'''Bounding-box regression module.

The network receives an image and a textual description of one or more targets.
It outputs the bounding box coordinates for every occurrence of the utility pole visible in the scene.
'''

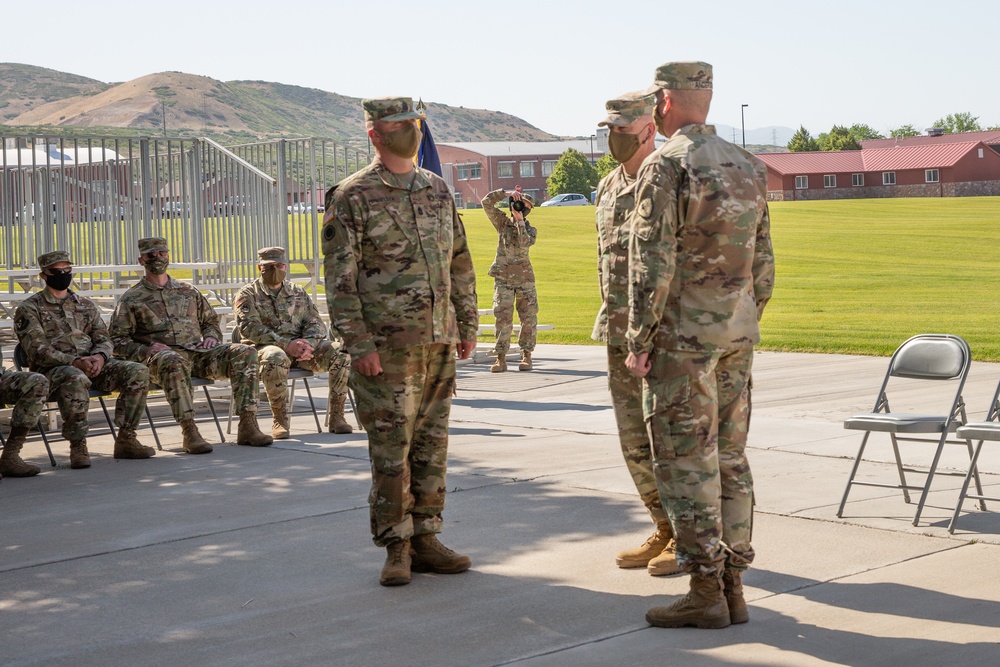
[161,101,167,137]
[741,104,749,149]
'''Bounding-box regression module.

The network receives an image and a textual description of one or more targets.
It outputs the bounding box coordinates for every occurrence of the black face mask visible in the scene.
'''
[44,271,73,291]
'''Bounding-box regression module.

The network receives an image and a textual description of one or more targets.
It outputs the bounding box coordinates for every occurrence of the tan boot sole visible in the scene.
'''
[646,607,731,629]
[616,556,654,569]
[648,561,683,576]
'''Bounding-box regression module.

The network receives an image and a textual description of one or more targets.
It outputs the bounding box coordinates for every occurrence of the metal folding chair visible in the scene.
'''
[144,377,226,451]
[837,333,978,527]
[12,344,115,466]
[949,381,1000,532]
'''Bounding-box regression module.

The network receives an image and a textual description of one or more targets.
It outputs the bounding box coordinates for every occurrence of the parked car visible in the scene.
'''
[540,193,590,207]
[287,202,312,214]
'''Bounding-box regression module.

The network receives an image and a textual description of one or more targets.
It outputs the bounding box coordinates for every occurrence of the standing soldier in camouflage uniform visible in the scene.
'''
[626,62,774,629]
[234,246,353,439]
[593,92,679,578]
[481,186,538,372]
[13,250,155,470]
[0,361,50,478]
[109,237,272,452]
[323,96,478,587]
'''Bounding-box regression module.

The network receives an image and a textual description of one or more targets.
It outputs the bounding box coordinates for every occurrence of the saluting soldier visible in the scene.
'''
[109,237,272,453]
[234,246,353,439]
[592,92,679,578]
[323,96,478,587]
[626,62,775,629]
[14,250,154,470]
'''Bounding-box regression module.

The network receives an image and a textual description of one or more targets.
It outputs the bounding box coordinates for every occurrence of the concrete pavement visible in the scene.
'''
[2,345,999,666]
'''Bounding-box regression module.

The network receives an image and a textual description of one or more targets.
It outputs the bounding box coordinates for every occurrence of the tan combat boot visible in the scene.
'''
[491,356,507,373]
[646,573,731,629]
[410,534,472,574]
[380,539,412,587]
[723,569,749,624]
[616,529,671,569]
[271,403,290,440]
[180,419,213,455]
[647,539,683,577]
[237,410,273,447]
[113,426,156,459]
[69,439,91,469]
[518,350,532,371]
[0,426,41,477]
[328,394,353,434]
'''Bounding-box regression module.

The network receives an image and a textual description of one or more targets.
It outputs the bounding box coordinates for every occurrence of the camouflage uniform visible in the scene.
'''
[322,98,477,547]
[234,266,351,417]
[628,73,774,578]
[593,93,670,536]
[15,288,149,439]
[109,275,260,422]
[0,367,49,430]
[482,189,538,357]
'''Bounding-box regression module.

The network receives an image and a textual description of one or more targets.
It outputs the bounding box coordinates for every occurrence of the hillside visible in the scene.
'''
[1,64,556,145]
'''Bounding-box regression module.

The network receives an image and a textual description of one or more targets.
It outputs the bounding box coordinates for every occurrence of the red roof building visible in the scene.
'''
[758,132,1000,201]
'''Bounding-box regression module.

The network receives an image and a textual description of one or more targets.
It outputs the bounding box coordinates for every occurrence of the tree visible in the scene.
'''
[546,148,598,198]
[817,125,860,151]
[932,112,982,134]
[848,124,884,141]
[787,125,819,152]
[889,124,921,138]
[595,153,619,182]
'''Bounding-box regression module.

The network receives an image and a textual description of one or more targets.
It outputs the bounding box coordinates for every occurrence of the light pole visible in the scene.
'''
[741,104,749,149]
[589,134,595,164]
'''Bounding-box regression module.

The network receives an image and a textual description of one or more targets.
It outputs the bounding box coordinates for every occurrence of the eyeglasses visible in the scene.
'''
[46,268,72,276]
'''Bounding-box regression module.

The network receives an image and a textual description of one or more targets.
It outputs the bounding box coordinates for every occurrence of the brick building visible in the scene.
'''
[758,131,1000,201]
[437,140,603,208]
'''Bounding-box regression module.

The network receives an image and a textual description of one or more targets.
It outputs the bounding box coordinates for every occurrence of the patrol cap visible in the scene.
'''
[645,61,713,92]
[138,237,169,254]
[362,96,426,122]
[38,250,72,268]
[598,91,657,127]
[520,193,535,208]
[257,246,287,265]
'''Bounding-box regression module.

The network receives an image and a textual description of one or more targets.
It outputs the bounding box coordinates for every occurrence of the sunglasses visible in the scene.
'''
[46,268,72,275]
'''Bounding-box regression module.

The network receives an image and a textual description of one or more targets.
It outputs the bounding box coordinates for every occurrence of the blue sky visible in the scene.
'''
[4,0,999,139]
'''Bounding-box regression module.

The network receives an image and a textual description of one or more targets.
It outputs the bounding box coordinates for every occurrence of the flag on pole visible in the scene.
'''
[415,98,442,176]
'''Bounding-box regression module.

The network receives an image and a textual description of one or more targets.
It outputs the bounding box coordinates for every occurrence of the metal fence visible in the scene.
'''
[0,134,371,297]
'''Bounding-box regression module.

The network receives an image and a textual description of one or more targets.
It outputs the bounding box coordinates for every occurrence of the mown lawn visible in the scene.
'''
[459,196,1000,360]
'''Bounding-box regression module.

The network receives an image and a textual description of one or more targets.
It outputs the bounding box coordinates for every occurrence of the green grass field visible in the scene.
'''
[460,196,1000,361]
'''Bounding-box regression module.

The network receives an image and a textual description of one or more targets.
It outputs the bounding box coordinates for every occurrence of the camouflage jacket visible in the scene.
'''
[322,159,478,360]
[592,165,638,346]
[627,124,775,355]
[234,277,328,348]
[482,189,537,285]
[109,276,223,361]
[14,289,113,372]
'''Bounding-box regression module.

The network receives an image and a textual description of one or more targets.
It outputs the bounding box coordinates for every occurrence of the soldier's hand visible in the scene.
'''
[353,351,382,376]
[89,354,106,377]
[286,339,309,359]
[72,357,94,376]
[197,337,219,349]
[625,351,651,378]
[457,340,476,360]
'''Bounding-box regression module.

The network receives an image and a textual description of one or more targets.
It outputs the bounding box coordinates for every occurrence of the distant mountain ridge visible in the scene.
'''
[0,63,558,146]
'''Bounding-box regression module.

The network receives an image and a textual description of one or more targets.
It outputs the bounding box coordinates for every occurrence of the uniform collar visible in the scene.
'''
[257,276,291,296]
[372,158,432,192]
[40,287,78,304]
[140,275,180,290]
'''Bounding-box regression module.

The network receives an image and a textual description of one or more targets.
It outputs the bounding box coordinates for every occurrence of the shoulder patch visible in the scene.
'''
[15,316,28,332]
[323,223,336,242]
[637,197,655,219]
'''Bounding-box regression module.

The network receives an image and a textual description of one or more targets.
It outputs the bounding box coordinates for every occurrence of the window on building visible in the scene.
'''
[823,175,836,188]
[852,173,864,187]
[456,164,481,180]
[524,189,540,203]
[794,175,808,189]
[453,192,463,208]
[925,169,939,183]
[883,172,896,185]
[520,162,536,178]
[498,162,514,179]
[542,160,557,177]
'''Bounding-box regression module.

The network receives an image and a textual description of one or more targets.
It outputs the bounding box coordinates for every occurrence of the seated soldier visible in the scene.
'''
[235,246,353,439]
[0,360,50,478]
[13,250,155,470]
[108,237,272,452]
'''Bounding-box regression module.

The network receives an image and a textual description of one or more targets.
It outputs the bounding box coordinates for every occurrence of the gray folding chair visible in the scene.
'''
[837,333,977,526]
[948,380,999,532]
[144,376,226,451]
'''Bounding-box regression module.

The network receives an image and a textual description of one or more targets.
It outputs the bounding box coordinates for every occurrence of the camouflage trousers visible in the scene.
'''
[643,346,755,577]
[0,369,49,429]
[492,280,538,355]
[607,344,670,533]
[147,344,259,422]
[42,359,150,440]
[349,343,456,547]
[257,340,351,410]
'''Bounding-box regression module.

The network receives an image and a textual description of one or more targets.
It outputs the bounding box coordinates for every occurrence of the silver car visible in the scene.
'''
[540,193,590,207]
